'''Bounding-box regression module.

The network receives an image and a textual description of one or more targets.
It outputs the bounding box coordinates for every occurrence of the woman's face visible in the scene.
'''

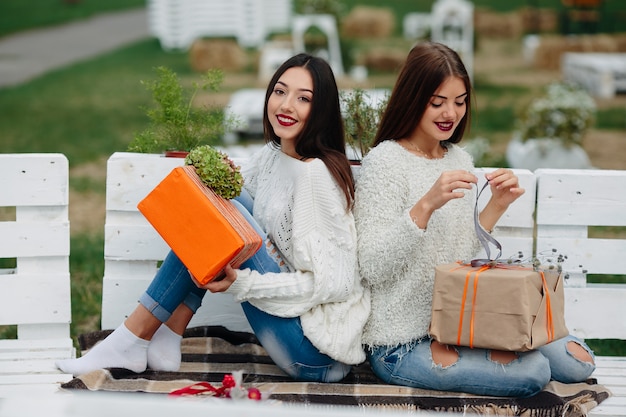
[415,76,467,143]
[267,66,313,145]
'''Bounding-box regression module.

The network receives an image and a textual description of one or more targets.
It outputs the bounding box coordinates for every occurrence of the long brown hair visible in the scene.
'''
[373,42,472,148]
[263,53,355,209]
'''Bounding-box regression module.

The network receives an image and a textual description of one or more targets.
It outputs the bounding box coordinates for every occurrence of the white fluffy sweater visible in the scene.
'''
[226,145,370,364]
[354,140,481,347]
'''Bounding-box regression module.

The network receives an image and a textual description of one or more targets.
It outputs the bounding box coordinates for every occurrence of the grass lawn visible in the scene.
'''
[0,0,145,37]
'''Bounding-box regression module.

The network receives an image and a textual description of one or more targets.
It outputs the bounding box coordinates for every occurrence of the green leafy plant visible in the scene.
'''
[516,81,596,147]
[128,66,234,153]
[185,145,243,199]
[341,88,388,161]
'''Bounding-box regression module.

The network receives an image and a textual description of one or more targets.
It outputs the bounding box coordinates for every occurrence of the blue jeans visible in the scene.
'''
[536,334,596,383]
[367,335,595,398]
[138,190,350,382]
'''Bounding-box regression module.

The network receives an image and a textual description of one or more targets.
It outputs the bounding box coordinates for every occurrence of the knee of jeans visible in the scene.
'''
[488,350,519,365]
[566,340,595,365]
[182,292,202,313]
[430,341,459,368]
[285,362,350,383]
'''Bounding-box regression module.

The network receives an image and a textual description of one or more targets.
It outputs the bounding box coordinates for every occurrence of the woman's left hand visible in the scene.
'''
[485,168,525,209]
[201,264,237,293]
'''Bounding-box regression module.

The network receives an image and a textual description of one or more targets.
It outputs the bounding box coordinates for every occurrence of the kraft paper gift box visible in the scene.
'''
[138,165,262,286]
[429,262,568,352]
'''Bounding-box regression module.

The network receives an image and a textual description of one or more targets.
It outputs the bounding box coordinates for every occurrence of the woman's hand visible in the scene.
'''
[479,169,525,232]
[409,170,477,229]
[485,168,525,210]
[200,264,238,293]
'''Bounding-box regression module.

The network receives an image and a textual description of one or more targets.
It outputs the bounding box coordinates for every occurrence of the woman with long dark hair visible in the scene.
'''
[354,42,594,397]
[57,54,370,383]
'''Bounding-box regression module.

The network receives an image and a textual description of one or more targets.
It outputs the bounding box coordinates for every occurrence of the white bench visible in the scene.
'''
[4,151,623,413]
[561,53,626,98]
[0,154,74,397]
[536,169,626,416]
[102,152,252,333]
[147,0,292,51]
[101,154,537,331]
[100,153,626,416]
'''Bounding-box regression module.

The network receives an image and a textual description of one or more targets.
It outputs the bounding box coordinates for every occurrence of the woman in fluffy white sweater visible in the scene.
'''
[354,42,595,397]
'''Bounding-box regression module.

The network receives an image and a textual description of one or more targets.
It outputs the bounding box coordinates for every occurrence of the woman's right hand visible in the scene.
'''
[409,170,477,229]
[200,264,237,293]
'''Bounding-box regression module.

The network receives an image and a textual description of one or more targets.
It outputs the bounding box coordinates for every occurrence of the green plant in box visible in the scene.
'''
[128,66,233,154]
[185,145,243,199]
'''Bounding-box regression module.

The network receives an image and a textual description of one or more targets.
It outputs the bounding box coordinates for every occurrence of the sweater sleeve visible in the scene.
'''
[226,159,359,318]
[354,147,428,287]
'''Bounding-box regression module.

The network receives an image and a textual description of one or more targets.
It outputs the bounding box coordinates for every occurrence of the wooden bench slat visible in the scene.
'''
[0,223,69,257]
[564,286,626,339]
[104,223,169,260]
[0,373,74,385]
[0,274,72,326]
[0,337,73,350]
[0,154,69,206]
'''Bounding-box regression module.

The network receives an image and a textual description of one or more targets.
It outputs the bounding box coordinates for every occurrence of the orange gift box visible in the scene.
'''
[430,262,568,352]
[137,165,262,285]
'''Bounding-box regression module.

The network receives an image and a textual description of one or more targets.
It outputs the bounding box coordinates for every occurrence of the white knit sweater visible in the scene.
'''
[226,144,370,364]
[354,140,481,347]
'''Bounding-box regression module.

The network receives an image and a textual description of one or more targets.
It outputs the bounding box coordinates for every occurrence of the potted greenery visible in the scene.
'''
[128,66,236,156]
[506,81,596,170]
[341,88,389,163]
[184,145,243,199]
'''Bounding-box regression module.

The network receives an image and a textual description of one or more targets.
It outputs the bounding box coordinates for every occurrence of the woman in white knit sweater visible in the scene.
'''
[354,42,594,397]
[57,54,370,382]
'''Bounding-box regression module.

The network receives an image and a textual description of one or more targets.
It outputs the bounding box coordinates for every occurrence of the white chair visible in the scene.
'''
[0,154,74,396]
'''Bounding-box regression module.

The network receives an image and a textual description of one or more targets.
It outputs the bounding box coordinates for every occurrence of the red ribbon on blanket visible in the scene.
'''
[168,373,262,400]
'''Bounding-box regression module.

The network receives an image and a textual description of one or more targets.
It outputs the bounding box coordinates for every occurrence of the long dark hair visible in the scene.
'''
[263,53,354,209]
[373,42,472,148]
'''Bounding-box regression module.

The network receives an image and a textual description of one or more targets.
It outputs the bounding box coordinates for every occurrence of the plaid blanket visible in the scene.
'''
[61,326,611,416]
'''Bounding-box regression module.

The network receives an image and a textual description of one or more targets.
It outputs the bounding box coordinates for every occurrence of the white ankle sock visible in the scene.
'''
[147,324,182,372]
[55,323,149,376]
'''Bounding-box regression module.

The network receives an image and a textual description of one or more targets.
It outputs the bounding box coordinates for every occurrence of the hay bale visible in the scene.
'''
[342,6,395,39]
[612,34,626,51]
[533,35,581,69]
[584,34,619,52]
[474,8,524,38]
[189,39,247,72]
[362,48,406,72]
[519,8,558,33]
[474,8,558,39]
[533,34,626,70]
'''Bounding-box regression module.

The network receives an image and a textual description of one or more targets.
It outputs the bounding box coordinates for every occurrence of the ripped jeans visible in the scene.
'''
[139,189,351,383]
[367,335,595,398]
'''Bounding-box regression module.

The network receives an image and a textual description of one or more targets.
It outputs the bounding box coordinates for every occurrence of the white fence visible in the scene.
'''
[100,153,626,416]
